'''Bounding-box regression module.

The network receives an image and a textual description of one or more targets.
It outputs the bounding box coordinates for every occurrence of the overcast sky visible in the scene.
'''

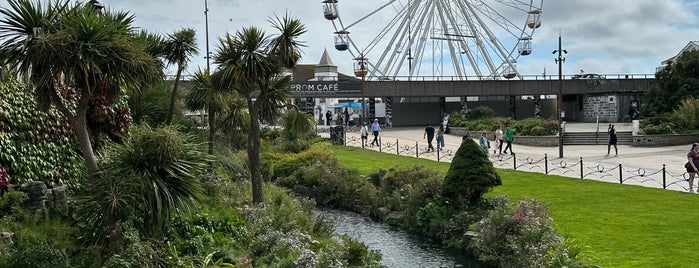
[3,0,698,77]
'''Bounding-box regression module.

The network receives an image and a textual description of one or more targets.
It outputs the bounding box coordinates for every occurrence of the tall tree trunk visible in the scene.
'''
[71,109,121,260]
[166,66,184,124]
[248,98,263,204]
[72,111,100,184]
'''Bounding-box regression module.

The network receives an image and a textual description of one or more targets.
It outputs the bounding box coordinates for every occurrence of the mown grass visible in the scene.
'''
[331,144,699,267]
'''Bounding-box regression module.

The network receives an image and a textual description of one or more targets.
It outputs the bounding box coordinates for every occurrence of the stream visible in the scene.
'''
[316,208,490,268]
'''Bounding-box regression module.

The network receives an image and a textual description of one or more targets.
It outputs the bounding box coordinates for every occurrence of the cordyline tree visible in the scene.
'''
[164,28,198,125]
[213,14,306,204]
[186,68,249,171]
[442,138,502,208]
[0,0,160,221]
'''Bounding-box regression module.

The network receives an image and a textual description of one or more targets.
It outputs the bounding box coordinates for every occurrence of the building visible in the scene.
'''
[658,41,699,72]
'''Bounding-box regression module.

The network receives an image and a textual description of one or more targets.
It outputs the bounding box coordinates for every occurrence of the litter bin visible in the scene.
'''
[330,126,345,145]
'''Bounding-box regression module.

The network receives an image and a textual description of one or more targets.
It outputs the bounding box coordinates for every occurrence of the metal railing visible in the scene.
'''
[316,125,691,193]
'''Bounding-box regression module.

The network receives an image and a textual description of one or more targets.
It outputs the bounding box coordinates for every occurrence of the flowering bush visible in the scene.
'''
[472,196,591,267]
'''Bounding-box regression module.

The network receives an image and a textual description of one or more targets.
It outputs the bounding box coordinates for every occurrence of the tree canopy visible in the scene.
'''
[644,50,699,116]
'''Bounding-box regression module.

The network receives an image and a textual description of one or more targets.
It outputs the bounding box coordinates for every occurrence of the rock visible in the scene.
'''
[0,232,13,246]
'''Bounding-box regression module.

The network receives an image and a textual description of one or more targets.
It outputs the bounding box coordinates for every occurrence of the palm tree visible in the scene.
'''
[98,124,205,238]
[164,28,198,125]
[280,106,316,153]
[186,68,248,170]
[213,14,305,204]
[0,0,161,240]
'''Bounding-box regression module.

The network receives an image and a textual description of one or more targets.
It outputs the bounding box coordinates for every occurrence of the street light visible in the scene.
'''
[354,55,368,122]
[204,0,211,72]
[552,34,567,158]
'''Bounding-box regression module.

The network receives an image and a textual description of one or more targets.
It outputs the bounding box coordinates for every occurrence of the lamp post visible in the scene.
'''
[204,0,211,72]
[553,34,567,158]
[354,55,368,122]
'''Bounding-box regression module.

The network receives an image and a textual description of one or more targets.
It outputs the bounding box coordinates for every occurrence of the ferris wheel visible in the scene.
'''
[322,0,543,80]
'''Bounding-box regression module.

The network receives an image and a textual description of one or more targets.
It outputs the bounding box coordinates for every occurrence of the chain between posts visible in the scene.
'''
[332,128,689,192]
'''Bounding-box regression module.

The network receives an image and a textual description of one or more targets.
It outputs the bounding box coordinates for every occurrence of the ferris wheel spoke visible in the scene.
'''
[370,3,413,77]
[472,1,528,41]
[343,0,398,31]
[433,0,466,77]
[465,1,521,78]
[325,0,541,79]
[453,1,498,77]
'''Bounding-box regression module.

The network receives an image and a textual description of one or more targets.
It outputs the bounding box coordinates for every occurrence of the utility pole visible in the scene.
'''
[553,34,567,158]
[204,0,211,72]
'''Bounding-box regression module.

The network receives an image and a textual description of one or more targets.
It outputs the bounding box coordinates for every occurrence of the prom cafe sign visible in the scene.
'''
[290,81,362,96]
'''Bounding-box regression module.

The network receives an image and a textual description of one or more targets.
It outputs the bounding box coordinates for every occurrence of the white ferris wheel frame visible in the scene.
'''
[326,0,544,80]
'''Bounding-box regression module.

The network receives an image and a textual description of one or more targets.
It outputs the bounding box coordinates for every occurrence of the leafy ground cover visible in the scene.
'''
[331,145,699,267]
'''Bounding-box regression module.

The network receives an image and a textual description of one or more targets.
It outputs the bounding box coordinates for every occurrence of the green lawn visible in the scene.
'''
[331,145,699,267]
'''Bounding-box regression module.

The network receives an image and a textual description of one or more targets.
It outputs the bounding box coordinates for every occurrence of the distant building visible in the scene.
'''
[657,41,699,72]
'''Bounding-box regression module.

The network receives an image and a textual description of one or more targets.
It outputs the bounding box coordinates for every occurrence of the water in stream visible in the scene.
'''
[317,209,490,268]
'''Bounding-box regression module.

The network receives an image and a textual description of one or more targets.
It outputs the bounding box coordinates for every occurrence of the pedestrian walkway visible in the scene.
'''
[318,123,695,192]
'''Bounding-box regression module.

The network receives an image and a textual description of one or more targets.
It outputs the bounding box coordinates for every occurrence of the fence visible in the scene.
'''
[316,126,692,193]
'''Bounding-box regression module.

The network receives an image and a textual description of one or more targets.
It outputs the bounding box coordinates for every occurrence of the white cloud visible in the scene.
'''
[1,0,697,77]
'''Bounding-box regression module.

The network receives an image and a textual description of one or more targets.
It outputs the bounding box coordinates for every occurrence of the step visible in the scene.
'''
[562,131,632,145]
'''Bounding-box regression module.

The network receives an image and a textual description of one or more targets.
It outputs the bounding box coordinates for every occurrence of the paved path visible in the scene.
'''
[319,123,695,192]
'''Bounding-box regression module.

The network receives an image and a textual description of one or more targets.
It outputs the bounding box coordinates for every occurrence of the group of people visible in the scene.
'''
[422,124,445,152]
[360,118,381,147]
[477,126,515,155]
[326,108,357,128]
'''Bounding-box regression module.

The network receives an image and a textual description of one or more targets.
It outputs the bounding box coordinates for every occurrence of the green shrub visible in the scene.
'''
[465,106,494,120]
[641,98,699,134]
[471,196,591,268]
[103,223,170,268]
[514,117,557,136]
[214,148,250,182]
[442,139,501,208]
[128,81,173,126]
[263,143,336,182]
[341,235,382,267]
[641,114,681,134]
[376,166,443,214]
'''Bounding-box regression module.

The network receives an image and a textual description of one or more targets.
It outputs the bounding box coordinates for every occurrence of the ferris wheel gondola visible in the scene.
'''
[322,0,544,80]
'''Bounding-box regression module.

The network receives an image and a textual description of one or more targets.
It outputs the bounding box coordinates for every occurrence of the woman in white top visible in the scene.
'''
[360,122,369,147]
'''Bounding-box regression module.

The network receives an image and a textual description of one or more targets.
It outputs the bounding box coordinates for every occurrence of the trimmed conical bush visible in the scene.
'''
[442,138,501,208]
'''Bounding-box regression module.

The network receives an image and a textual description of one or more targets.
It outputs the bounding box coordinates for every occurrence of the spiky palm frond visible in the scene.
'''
[99,124,206,237]
[257,74,292,123]
[163,28,198,69]
[268,13,307,69]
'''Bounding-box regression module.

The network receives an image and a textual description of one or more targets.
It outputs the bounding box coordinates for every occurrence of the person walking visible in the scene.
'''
[686,143,699,192]
[436,124,445,150]
[607,124,618,156]
[343,107,350,129]
[326,110,332,126]
[492,133,500,154]
[424,124,436,152]
[479,132,490,154]
[503,127,514,155]
[495,126,504,155]
[360,122,369,147]
[371,119,381,147]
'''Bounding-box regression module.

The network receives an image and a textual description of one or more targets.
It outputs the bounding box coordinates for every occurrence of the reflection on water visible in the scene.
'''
[316,208,488,268]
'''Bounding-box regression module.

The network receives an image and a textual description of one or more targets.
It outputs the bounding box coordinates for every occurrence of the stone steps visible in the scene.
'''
[563,131,633,145]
